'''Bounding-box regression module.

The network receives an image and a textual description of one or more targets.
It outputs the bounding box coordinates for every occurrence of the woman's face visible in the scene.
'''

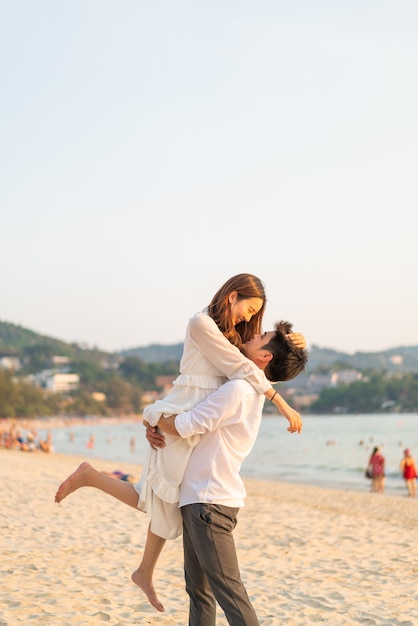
[229,294,263,326]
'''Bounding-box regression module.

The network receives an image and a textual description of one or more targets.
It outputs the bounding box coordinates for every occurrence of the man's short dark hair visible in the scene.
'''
[263,321,308,382]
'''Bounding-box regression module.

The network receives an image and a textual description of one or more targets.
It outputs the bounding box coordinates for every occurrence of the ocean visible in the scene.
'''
[37,412,418,497]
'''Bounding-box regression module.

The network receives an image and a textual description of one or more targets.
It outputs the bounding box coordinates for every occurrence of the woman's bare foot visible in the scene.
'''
[131,569,164,612]
[55,462,93,503]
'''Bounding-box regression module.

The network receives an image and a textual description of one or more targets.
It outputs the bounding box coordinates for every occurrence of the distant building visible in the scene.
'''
[50,356,71,367]
[306,370,362,392]
[0,356,22,371]
[390,354,403,366]
[294,393,319,409]
[155,375,176,395]
[307,373,334,393]
[330,370,363,386]
[45,373,80,393]
[101,356,122,370]
[91,392,106,403]
[141,390,160,406]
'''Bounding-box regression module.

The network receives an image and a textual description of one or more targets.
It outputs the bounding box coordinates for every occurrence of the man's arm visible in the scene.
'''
[146,382,238,447]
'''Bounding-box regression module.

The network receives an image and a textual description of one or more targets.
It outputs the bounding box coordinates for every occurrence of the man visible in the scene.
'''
[153,320,308,625]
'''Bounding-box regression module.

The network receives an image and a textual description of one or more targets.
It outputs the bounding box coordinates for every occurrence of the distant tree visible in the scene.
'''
[118,356,178,388]
[130,386,142,413]
[0,370,51,417]
[310,372,418,413]
[0,370,19,417]
[393,373,418,411]
[21,344,56,372]
[119,357,153,387]
[104,377,135,412]
[68,390,108,417]
[73,360,112,386]
[14,380,52,417]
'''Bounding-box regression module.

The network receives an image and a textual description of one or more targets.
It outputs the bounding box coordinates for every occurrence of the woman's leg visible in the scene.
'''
[406,478,416,497]
[54,461,139,507]
[131,524,166,612]
[55,462,167,612]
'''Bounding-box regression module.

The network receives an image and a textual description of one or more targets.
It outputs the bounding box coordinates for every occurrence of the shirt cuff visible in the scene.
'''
[174,412,193,438]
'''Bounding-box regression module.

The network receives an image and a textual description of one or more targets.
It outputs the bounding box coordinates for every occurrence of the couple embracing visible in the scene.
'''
[55,273,308,624]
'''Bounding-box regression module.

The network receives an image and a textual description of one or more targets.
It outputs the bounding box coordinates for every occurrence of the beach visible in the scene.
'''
[1,449,417,625]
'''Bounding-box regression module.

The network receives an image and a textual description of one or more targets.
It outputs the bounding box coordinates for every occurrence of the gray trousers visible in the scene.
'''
[181,503,260,626]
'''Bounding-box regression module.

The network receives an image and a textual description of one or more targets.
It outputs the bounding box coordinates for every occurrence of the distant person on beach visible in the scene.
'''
[38,430,54,453]
[400,448,417,497]
[14,429,37,452]
[55,318,308,620]
[56,273,306,611]
[367,446,385,493]
[101,470,138,483]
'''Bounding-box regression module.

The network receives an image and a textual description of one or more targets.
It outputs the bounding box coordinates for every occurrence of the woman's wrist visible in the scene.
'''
[265,388,290,410]
[273,393,290,411]
[268,388,284,405]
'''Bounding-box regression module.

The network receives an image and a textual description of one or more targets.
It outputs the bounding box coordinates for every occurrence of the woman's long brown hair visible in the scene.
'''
[207,273,266,348]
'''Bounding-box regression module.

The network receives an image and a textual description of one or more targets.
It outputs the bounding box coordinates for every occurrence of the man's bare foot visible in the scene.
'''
[131,569,164,612]
[55,462,93,503]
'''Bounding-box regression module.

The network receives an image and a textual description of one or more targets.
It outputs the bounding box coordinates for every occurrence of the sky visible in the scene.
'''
[1,1,418,355]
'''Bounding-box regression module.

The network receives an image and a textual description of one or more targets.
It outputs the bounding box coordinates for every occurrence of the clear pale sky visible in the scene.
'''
[1,1,417,354]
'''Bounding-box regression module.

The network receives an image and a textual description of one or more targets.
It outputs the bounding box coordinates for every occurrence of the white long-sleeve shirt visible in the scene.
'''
[176,378,265,508]
[134,311,270,539]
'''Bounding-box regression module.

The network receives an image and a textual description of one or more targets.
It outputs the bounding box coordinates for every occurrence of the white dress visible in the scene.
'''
[133,310,271,539]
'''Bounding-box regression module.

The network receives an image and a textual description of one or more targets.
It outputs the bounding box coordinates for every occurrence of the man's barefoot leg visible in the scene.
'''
[55,461,139,508]
[131,524,166,612]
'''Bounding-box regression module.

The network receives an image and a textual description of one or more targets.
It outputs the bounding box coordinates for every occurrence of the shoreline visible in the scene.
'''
[2,415,414,500]
[0,414,143,431]
[1,449,418,624]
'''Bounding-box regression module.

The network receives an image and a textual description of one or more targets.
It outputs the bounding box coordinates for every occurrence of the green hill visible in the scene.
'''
[307,344,418,374]
[0,321,79,355]
[2,319,418,374]
[122,338,418,374]
[0,320,115,371]
[121,343,184,363]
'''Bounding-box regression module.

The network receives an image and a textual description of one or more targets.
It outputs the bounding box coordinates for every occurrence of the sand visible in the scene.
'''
[1,449,417,626]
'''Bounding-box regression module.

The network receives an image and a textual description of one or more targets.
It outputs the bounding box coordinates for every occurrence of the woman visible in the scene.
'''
[55,273,306,611]
[400,448,417,497]
[368,446,385,493]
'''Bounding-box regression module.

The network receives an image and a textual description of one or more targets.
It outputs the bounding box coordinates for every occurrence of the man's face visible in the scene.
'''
[242,331,275,365]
